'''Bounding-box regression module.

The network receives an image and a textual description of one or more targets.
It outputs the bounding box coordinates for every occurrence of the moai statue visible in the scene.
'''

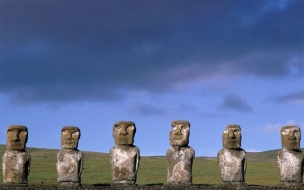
[2,125,31,187]
[166,120,195,185]
[56,126,83,187]
[217,124,247,187]
[277,125,303,187]
[110,121,140,185]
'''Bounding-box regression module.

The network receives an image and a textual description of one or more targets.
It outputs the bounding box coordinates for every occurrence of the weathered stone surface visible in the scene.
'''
[113,121,136,145]
[57,126,83,186]
[166,146,194,185]
[167,120,194,185]
[2,150,31,186]
[218,124,247,184]
[6,125,28,150]
[280,125,301,150]
[222,124,241,149]
[169,120,190,147]
[2,125,31,186]
[110,121,140,184]
[277,125,303,185]
[61,126,81,150]
[0,184,295,190]
[110,145,140,184]
[217,148,247,183]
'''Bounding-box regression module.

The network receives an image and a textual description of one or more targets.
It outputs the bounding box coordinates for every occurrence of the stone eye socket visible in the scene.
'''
[20,131,27,135]
[62,130,68,135]
[181,125,189,130]
[72,131,79,136]
[127,126,134,130]
[115,125,121,129]
[282,129,294,135]
[293,129,300,133]
[234,129,240,133]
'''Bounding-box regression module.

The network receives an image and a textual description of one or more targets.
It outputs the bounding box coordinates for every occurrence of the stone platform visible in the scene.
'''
[1,184,304,190]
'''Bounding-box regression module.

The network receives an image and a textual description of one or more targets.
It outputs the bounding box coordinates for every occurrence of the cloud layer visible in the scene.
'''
[1,0,303,104]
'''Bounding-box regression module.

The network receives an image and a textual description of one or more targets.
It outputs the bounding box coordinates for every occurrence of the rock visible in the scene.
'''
[57,126,83,186]
[217,125,247,184]
[166,120,195,185]
[217,148,247,183]
[110,121,140,184]
[277,125,303,185]
[2,125,31,187]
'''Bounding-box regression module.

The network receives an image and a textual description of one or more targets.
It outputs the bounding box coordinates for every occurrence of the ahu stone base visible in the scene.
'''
[1,184,304,190]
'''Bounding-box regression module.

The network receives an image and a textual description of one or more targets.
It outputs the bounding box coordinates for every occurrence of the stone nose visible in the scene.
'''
[174,131,183,136]
[176,126,182,133]
[228,129,236,139]
[288,130,296,140]
[119,126,128,135]
[11,130,21,142]
[65,131,74,139]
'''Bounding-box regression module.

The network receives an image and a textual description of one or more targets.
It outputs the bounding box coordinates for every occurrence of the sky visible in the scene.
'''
[0,0,303,156]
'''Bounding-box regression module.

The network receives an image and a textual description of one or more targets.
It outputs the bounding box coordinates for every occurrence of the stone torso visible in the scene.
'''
[2,150,31,184]
[217,148,247,182]
[110,145,140,183]
[277,149,303,183]
[56,150,83,183]
[166,146,195,184]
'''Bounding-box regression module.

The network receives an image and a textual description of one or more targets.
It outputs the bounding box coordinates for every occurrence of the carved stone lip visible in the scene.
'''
[64,141,75,144]
[173,135,183,139]
[226,139,238,142]
[9,142,22,144]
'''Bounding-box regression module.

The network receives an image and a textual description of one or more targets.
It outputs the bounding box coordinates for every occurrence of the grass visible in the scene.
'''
[0,145,297,186]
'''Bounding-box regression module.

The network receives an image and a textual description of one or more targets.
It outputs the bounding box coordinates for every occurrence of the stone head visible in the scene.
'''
[113,121,136,145]
[280,125,301,150]
[222,124,241,149]
[169,120,190,146]
[6,125,28,150]
[61,126,80,149]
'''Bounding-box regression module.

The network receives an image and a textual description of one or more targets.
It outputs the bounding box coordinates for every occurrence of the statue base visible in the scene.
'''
[166,182,192,186]
[3,183,28,187]
[58,182,80,187]
[277,182,303,188]
[220,182,247,189]
[111,180,136,185]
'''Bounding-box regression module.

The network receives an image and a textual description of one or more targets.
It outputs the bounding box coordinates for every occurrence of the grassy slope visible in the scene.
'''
[0,145,303,186]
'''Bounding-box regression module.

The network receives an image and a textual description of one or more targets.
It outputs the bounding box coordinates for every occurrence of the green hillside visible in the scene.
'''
[0,145,302,186]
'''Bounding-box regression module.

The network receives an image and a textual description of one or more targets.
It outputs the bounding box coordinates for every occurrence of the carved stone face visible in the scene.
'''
[281,125,301,150]
[6,125,28,150]
[222,124,241,149]
[113,121,136,145]
[169,120,190,146]
[61,126,80,149]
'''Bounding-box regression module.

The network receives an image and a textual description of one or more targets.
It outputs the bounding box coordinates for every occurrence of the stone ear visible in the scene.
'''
[77,130,81,140]
[25,132,28,144]
[132,125,136,136]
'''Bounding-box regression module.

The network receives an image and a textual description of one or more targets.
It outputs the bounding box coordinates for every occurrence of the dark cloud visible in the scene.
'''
[0,0,303,103]
[220,93,253,113]
[275,91,304,104]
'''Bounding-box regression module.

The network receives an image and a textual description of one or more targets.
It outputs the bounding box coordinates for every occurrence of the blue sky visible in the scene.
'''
[0,0,303,156]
